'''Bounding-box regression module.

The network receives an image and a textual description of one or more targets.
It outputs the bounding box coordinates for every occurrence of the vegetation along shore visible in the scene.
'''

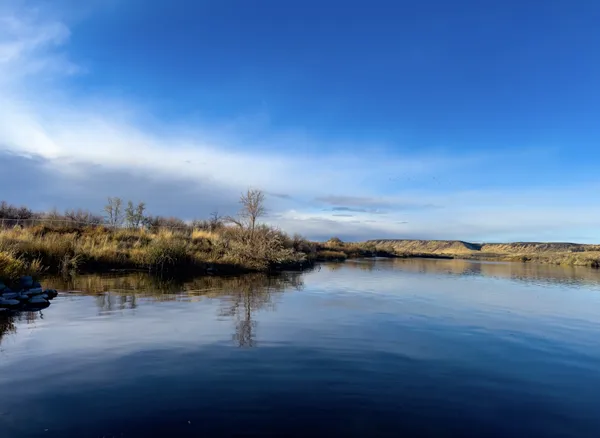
[1,190,599,281]
[0,190,381,280]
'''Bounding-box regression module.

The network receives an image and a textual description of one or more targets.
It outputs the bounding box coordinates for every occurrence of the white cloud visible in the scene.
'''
[0,7,470,196]
[0,95,462,196]
[0,4,78,80]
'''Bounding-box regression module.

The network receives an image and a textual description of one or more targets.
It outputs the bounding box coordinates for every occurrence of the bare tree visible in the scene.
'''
[0,201,35,227]
[144,215,187,231]
[242,189,266,239]
[125,201,135,228]
[64,208,104,226]
[135,202,146,228]
[226,189,266,241]
[104,197,124,228]
[125,201,146,229]
[209,210,223,231]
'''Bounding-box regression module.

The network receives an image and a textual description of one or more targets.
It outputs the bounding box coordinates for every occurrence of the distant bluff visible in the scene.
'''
[365,239,600,257]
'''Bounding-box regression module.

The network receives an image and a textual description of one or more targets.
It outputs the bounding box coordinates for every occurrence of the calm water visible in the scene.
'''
[2,258,600,437]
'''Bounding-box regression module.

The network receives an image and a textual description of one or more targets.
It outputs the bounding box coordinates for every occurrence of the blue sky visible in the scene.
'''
[1,0,600,242]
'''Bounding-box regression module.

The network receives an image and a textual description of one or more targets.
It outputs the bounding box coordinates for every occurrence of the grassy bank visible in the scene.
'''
[314,237,397,261]
[4,225,600,281]
[0,191,322,280]
[4,194,598,281]
[0,227,401,280]
[0,227,393,280]
[0,224,317,279]
[0,190,408,280]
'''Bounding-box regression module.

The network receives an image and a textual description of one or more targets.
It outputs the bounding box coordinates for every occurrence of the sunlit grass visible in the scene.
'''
[0,224,314,279]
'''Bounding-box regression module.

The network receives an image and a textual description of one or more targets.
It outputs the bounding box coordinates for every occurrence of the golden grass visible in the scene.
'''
[316,238,380,260]
[316,250,348,261]
[0,249,44,280]
[5,223,598,280]
[191,229,218,240]
[0,224,310,279]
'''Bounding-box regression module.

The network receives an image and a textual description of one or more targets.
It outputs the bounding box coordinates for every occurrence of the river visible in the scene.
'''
[1,258,600,437]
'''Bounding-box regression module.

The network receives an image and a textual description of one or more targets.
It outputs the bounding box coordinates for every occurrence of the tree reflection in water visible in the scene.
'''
[0,309,47,349]
[43,271,304,348]
[0,312,16,348]
[214,274,303,347]
[6,258,600,349]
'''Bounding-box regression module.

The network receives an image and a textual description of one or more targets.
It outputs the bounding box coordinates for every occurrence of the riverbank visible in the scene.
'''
[0,221,404,280]
[3,216,600,281]
[0,224,318,279]
[367,239,600,268]
[4,228,600,281]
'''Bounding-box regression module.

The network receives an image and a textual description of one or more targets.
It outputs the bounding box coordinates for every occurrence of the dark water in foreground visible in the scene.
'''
[2,259,600,437]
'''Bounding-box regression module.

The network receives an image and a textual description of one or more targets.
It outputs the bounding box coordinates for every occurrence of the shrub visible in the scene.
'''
[141,237,190,271]
[0,251,28,279]
[316,250,348,261]
[0,193,318,277]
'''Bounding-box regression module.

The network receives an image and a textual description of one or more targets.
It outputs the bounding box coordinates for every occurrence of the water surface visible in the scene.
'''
[2,258,600,437]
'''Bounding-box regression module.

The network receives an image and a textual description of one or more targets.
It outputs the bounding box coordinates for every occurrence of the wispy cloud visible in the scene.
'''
[331,207,371,213]
[317,196,440,213]
[266,192,293,200]
[0,4,80,81]
[0,6,469,204]
[316,196,392,208]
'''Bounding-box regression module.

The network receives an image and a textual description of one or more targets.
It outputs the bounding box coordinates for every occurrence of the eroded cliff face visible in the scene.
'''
[366,239,482,256]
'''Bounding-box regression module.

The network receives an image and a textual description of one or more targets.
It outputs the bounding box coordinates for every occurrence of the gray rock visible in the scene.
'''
[19,276,33,288]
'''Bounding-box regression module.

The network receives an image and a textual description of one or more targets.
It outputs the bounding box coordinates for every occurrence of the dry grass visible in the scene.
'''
[315,250,348,261]
[0,251,31,279]
[315,237,385,261]
[499,252,600,267]
[191,229,218,240]
[0,224,312,279]
[6,221,597,281]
